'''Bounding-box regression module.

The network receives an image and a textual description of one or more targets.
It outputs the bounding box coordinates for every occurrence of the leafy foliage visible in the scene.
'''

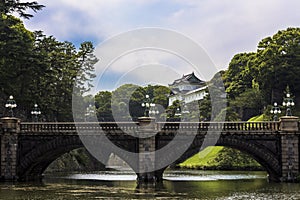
[255,28,300,104]
[0,4,97,121]
[94,84,170,122]
[180,146,262,170]
[221,27,300,120]
[0,0,44,19]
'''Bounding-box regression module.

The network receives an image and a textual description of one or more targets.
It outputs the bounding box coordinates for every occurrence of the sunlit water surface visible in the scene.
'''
[1,169,300,199]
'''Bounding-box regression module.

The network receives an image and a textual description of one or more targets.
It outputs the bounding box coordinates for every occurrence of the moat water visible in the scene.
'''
[1,169,300,199]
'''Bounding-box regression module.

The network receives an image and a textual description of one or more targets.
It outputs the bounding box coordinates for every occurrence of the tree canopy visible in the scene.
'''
[0,0,44,19]
[0,1,97,121]
[221,27,300,120]
[94,84,170,122]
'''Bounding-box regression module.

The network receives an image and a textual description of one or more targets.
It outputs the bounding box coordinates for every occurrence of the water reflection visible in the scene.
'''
[51,169,267,182]
[1,170,300,199]
[164,170,266,181]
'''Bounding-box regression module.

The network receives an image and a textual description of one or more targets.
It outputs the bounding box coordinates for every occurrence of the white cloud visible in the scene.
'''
[26,0,174,40]
[91,28,216,92]
[172,0,300,67]
[22,0,300,90]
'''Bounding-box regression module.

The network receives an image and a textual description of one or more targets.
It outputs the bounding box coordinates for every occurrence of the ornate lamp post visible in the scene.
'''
[270,102,281,121]
[174,102,190,121]
[85,104,96,121]
[141,95,155,117]
[282,93,295,116]
[31,104,41,122]
[149,107,159,118]
[5,95,17,117]
[174,107,181,119]
[181,102,190,122]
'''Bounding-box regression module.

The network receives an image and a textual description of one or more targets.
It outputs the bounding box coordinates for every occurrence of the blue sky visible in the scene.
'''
[22,0,300,91]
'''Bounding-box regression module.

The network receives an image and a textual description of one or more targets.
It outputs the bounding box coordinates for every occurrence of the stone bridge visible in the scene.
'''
[0,116,299,183]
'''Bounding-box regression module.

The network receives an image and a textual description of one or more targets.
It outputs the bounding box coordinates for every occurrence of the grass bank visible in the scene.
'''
[179,146,263,170]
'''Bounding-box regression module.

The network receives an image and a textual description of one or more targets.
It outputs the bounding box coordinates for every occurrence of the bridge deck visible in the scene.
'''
[0,121,280,135]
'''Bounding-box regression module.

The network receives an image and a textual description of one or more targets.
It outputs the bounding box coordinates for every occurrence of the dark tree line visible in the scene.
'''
[0,0,44,19]
[0,1,97,121]
[223,27,300,120]
[189,28,300,121]
[94,84,170,122]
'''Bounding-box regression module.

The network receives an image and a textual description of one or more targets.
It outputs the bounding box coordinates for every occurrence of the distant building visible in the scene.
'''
[168,72,207,106]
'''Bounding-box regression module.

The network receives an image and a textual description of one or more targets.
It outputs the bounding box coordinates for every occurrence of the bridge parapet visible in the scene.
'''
[157,121,280,133]
[20,122,77,134]
[2,117,300,183]
[20,122,140,134]
[280,116,299,133]
[19,121,282,135]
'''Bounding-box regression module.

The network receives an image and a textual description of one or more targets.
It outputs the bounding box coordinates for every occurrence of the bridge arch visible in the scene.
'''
[172,137,281,182]
[18,136,137,181]
[19,136,83,181]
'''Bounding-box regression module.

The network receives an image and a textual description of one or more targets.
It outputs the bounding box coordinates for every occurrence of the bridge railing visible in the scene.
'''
[20,122,77,133]
[20,122,140,133]
[222,121,280,131]
[157,121,280,132]
[19,121,280,134]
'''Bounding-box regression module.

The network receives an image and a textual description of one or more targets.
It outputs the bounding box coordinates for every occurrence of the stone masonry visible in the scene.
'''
[1,116,300,183]
[280,116,299,182]
[0,117,20,180]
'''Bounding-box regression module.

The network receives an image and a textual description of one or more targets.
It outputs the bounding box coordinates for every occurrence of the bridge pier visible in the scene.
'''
[137,117,162,183]
[280,116,300,182]
[0,117,20,181]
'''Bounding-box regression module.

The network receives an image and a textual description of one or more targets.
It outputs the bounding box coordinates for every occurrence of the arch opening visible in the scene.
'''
[179,146,264,171]
[18,137,137,181]
[169,137,281,182]
[106,153,133,171]
[45,147,107,173]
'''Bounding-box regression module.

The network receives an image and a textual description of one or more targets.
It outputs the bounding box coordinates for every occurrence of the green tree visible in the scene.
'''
[0,1,98,121]
[255,27,300,104]
[0,0,44,19]
[147,85,170,120]
[152,85,170,108]
[95,91,113,121]
[94,84,171,122]
[33,34,97,121]
[76,41,98,94]
[0,14,36,117]
[223,52,256,99]
[165,100,181,120]
[111,84,143,121]
[230,88,264,120]
[222,27,300,120]
[30,34,77,121]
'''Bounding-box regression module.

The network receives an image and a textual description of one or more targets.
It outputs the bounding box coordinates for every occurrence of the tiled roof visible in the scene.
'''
[169,72,205,86]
